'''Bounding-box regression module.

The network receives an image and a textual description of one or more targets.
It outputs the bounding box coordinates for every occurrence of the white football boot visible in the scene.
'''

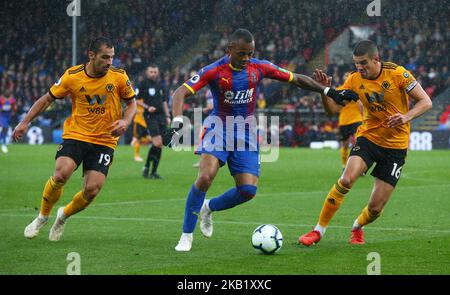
[49,207,67,241]
[199,199,213,238]
[24,215,49,239]
[175,233,193,252]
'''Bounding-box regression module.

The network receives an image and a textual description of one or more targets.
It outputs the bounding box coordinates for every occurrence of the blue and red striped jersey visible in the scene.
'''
[183,55,293,119]
[0,96,17,118]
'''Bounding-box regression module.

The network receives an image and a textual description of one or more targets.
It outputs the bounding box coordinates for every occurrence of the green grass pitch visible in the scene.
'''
[1,144,449,274]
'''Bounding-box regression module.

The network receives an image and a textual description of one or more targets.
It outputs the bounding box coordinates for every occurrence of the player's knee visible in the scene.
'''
[339,175,356,189]
[196,174,213,191]
[368,203,384,217]
[52,173,69,184]
[237,185,258,200]
[83,183,102,200]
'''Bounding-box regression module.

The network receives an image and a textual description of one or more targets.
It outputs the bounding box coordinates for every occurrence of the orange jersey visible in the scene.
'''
[337,99,363,126]
[340,62,417,149]
[133,99,147,128]
[49,64,135,149]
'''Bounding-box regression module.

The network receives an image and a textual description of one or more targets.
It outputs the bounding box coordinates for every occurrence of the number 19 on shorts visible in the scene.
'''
[98,153,111,166]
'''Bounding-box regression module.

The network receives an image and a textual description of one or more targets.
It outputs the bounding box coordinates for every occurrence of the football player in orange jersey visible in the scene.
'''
[13,37,136,241]
[320,72,363,170]
[131,97,151,162]
[299,40,432,246]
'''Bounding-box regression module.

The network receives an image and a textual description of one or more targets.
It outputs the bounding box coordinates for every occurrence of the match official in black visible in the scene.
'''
[136,64,171,179]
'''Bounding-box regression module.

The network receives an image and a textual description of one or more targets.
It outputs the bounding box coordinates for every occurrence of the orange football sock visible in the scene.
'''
[340,146,349,167]
[318,179,350,227]
[356,206,381,227]
[134,141,140,158]
[40,176,64,217]
[63,191,92,217]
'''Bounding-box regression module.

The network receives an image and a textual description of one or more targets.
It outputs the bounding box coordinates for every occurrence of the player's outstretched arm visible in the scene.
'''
[163,101,171,125]
[171,84,192,118]
[291,73,359,105]
[162,84,193,146]
[312,69,342,116]
[12,92,54,141]
[387,83,432,128]
[292,72,326,93]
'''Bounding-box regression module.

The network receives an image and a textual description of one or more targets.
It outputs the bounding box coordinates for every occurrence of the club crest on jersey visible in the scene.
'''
[224,91,234,100]
[106,84,115,92]
[381,81,390,90]
[403,71,409,78]
[190,74,200,84]
[149,88,156,96]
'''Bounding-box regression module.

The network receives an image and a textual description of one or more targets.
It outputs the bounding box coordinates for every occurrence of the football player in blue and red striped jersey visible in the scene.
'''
[170,28,358,251]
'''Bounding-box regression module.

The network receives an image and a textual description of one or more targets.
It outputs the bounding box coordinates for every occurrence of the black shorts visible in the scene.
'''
[55,139,114,176]
[350,136,407,187]
[339,122,362,141]
[133,123,149,139]
[145,114,167,137]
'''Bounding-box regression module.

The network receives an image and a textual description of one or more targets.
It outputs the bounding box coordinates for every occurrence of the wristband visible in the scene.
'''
[171,116,183,128]
[172,116,183,123]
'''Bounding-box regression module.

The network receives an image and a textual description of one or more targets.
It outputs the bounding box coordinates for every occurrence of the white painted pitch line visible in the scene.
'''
[1,213,449,234]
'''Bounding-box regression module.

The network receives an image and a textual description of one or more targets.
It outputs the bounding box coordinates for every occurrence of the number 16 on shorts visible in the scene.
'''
[391,162,402,179]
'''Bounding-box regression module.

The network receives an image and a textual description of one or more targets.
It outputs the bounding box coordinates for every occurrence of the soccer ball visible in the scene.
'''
[251,224,283,254]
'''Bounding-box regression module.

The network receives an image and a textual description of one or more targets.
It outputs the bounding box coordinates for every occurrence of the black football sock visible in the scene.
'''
[151,147,162,174]
[145,145,155,169]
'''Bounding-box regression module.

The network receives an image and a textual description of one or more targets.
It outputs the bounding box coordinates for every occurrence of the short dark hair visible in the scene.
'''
[147,63,159,69]
[88,37,113,54]
[230,28,254,43]
[353,40,379,58]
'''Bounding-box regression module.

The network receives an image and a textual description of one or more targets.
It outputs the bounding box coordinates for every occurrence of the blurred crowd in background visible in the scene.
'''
[0,0,448,146]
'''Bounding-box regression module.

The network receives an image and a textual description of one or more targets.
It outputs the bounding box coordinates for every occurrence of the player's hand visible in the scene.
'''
[325,88,359,106]
[166,116,171,126]
[147,106,156,113]
[162,117,183,147]
[313,69,332,86]
[111,119,129,137]
[387,113,409,128]
[12,122,28,142]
